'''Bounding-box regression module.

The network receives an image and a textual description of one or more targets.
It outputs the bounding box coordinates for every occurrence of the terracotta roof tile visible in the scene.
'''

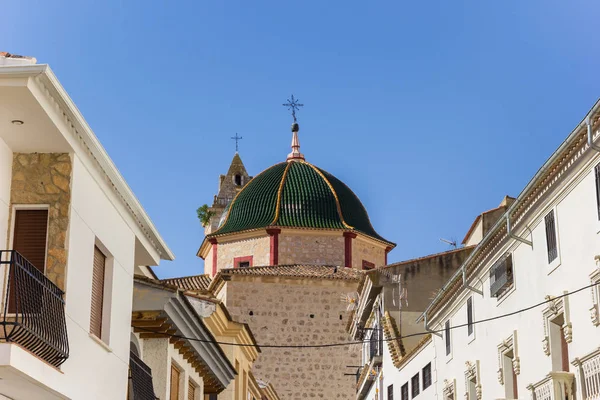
[220,265,363,281]
[161,274,212,292]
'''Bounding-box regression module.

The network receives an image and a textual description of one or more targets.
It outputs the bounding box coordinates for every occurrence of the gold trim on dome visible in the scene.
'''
[209,163,283,237]
[270,161,292,226]
[305,161,354,230]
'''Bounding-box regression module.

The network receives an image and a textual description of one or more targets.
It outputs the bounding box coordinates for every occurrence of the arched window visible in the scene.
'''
[234,174,242,186]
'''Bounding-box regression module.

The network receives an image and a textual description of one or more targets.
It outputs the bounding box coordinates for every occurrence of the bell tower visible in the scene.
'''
[205,153,251,235]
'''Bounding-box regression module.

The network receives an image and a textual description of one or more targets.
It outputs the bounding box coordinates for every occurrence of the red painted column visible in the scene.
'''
[208,238,218,276]
[385,246,393,266]
[343,232,357,268]
[266,228,281,265]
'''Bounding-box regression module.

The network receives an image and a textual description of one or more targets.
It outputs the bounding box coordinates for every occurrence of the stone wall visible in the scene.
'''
[221,276,360,400]
[217,236,270,270]
[9,153,71,290]
[278,233,345,266]
[352,237,386,269]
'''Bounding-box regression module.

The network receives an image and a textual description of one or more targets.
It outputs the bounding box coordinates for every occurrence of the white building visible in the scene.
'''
[0,52,174,399]
[353,99,600,400]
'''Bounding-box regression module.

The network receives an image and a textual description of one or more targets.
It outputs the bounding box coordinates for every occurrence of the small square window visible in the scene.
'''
[234,256,253,268]
[362,260,375,270]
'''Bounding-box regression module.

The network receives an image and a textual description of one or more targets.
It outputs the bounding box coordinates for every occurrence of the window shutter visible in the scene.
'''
[170,365,180,400]
[90,246,106,338]
[12,209,48,272]
[188,382,195,400]
[545,211,558,263]
[467,297,473,336]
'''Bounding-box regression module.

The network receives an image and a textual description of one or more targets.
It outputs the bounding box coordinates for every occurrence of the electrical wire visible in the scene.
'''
[134,280,600,349]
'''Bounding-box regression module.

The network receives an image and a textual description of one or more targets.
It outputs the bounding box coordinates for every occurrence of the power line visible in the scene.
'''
[134,281,599,349]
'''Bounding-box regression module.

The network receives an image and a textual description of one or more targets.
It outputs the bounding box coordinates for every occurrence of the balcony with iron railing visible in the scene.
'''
[0,250,69,368]
[527,371,575,400]
[129,351,159,400]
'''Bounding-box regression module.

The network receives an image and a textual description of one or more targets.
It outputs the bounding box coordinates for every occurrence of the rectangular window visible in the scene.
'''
[188,381,195,400]
[12,209,48,272]
[422,363,432,389]
[90,246,106,338]
[445,320,451,356]
[387,384,393,400]
[467,297,473,336]
[234,256,253,268]
[411,373,420,398]
[170,364,180,400]
[545,210,558,263]
[362,260,375,270]
[401,383,409,400]
[490,254,514,298]
[595,163,600,220]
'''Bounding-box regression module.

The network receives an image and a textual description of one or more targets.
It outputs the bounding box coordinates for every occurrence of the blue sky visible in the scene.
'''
[3,1,600,278]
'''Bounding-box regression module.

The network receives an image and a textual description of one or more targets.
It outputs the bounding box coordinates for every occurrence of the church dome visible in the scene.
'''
[209,160,392,245]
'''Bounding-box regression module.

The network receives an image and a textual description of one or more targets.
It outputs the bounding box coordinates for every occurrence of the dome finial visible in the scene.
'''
[282,94,305,161]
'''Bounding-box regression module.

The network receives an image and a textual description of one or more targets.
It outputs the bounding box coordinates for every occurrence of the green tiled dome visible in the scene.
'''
[210,160,392,244]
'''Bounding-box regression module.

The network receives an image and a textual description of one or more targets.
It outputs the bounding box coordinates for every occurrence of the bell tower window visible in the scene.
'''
[234,174,242,186]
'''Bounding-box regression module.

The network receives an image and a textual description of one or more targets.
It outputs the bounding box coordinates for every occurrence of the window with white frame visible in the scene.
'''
[422,363,432,389]
[541,294,572,372]
[411,373,420,397]
[467,297,474,337]
[464,361,481,400]
[544,210,558,264]
[442,379,455,400]
[445,320,451,356]
[497,331,520,400]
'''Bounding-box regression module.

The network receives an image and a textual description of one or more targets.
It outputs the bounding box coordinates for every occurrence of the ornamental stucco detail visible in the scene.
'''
[541,292,573,357]
[590,262,600,326]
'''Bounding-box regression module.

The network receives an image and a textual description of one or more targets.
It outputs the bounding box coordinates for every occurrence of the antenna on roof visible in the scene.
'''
[440,238,457,248]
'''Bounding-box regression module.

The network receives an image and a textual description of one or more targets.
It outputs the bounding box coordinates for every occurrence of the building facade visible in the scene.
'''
[0,53,173,399]
[355,99,600,400]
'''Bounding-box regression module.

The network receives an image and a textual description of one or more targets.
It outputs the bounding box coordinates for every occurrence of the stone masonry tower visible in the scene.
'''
[205,153,252,235]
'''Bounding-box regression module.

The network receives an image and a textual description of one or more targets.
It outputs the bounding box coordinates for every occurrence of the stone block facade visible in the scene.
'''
[352,237,385,269]
[217,236,270,270]
[8,153,71,290]
[278,233,345,266]
[221,276,360,400]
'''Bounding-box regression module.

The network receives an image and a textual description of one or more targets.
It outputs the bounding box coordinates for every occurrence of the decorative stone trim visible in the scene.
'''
[442,379,456,400]
[541,291,572,356]
[381,311,406,368]
[497,330,520,385]
[590,258,600,326]
[464,360,482,400]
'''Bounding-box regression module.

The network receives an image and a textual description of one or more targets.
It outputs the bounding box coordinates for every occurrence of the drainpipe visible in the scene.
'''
[506,214,532,247]
[587,116,600,152]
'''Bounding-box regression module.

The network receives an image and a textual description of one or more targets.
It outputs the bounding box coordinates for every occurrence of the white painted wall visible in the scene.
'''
[0,138,11,250]
[430,151,600,399]
[380,339,436,400]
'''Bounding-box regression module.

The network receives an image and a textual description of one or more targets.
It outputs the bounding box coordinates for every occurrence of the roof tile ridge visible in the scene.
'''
[209,162,284,237]
[304,161,354,230]
[270,161,292,226]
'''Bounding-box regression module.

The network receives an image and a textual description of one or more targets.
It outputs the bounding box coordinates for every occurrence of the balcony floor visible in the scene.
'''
[0,343,68,400]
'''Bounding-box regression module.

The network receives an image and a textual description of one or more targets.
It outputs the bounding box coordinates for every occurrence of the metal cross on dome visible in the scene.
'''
[282,94,304,123]
[231,133,243,152]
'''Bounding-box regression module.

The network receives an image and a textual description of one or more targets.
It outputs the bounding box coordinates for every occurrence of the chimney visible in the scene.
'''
[0,52,37,66]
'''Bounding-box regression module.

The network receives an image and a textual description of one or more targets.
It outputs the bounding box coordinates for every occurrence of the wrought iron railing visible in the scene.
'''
[490,254,514,298]
[369,327,383,360]
[0,250,69,367]
[129,351,158,400]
